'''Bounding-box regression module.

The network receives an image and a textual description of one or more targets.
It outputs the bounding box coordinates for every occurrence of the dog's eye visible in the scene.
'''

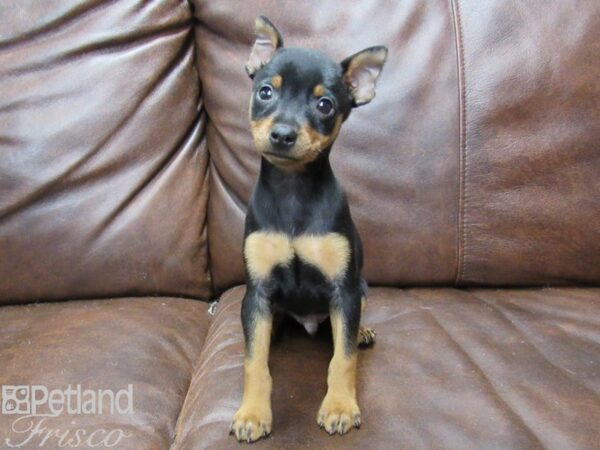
[258,85,273,101]
[316,98,334,116]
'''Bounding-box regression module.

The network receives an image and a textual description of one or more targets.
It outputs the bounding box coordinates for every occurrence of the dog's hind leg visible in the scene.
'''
[357,293,376,347]
[357,325,376,347]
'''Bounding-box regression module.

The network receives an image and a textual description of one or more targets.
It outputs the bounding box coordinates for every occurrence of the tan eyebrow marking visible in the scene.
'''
[271,75,282,89]
[313,84,325,97]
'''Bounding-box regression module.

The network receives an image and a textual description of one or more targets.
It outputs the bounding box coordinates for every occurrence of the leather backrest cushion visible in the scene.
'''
[194,1,460,290]
[0,0,212,303]
[194,0,600,290]
[455,0,600,285]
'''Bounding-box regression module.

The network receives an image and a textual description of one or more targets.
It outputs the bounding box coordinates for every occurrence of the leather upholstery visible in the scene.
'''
[0,0,212,304]
[0,297,210,448]
[454,0,600,285]
[192,0,600,291]
[174,286,600,449]
[0,0,599,449]
[193,0,461,291]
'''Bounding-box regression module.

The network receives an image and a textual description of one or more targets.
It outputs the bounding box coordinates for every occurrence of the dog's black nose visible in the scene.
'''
[269,124,297,150]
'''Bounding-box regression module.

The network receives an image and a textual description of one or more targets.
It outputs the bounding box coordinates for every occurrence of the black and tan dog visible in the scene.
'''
[231,16,387,443]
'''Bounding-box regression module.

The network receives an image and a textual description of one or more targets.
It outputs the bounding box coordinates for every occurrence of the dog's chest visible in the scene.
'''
[244,231,351,282]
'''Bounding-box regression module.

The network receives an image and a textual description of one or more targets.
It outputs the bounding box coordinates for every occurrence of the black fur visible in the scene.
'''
[242,33,385,357]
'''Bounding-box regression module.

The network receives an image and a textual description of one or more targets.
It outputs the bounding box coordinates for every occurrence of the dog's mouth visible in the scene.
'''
[263,151,299,161]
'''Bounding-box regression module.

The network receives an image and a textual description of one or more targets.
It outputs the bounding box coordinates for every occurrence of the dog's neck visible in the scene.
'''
[258,147,335,193]
[254,149,340,234]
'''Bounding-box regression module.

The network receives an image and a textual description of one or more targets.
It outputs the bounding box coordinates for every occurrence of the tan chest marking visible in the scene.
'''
[244,232,351,281]
[293,233,350,280]
[244,232,294,280]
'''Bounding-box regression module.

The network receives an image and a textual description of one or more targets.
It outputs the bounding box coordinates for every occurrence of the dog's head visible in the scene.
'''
[246,16,387,170]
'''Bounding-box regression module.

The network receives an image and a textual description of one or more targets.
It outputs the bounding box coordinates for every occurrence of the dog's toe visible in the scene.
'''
[317,394,361,436]
[358,326,376,347]
[231,408,272,443]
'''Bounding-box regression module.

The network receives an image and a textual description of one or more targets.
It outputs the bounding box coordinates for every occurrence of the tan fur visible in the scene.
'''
[357,325,376,346]
[357,297,376,345]
[244,232,351,281]
[250,116,275,161]
[317,311,360,435]
[313,84,325,97]
[292,115,343,167]
[271,74,282,89]
[294,233,350,280]
[232,317,273,442]
[250,112,343,170]
[244,231,294,280]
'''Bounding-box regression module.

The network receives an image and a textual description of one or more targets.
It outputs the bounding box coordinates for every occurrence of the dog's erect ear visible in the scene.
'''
[341,46,388,107]
[246,16,283,79]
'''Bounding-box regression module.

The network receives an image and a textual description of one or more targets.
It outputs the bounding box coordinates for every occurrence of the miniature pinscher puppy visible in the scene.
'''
[231,16,387,443]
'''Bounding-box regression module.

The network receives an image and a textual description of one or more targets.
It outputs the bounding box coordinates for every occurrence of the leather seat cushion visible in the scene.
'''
[0,297,210,449]
[173,286,600,449]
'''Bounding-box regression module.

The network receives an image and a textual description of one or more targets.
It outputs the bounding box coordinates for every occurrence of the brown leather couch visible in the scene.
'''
[1,1,599,449]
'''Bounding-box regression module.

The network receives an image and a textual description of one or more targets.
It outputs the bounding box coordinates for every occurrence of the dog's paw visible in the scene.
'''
[230,406,272,443]
[317,394,361,435]
[358,326,376,347]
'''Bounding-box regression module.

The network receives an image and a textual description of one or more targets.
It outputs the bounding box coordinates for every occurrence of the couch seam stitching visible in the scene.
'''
[449,0,467,285]
[189,16,217,300]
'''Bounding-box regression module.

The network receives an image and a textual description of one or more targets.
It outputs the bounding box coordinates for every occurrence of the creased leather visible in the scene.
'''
[0,297,210,449]
[173,286,600,449]
[192,0,460,291]
[455,0,600,285]
[0,0,212,303]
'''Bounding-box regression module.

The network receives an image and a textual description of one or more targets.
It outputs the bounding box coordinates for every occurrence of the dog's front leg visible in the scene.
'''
[318,289,361,435]
[231,287,273,443]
